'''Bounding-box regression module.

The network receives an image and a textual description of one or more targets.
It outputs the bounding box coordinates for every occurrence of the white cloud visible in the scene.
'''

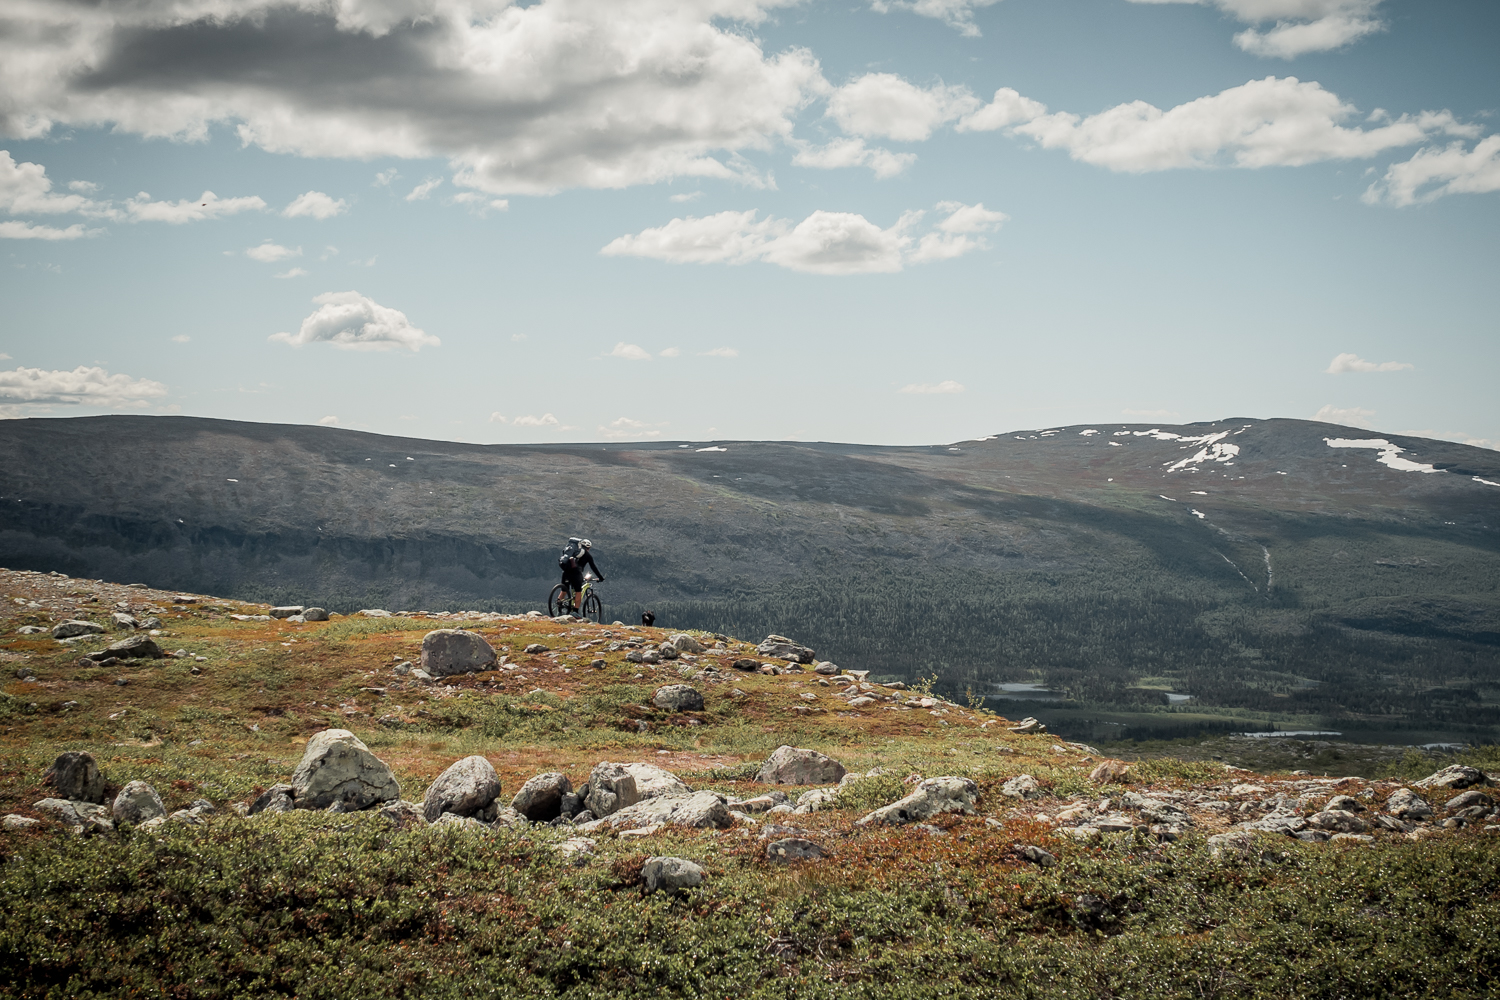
[659,347,681,357]
[1014,76,1474,173]
[1314,403,1376,428]
[512,413,560,427]
[609,342,652,361]
[0,353,9,360]
[870,0,1004,38]
[125,190,266,223]
[171,335,190,343]
[1126,1,1386,58]
[670,191,704,203]
[68,180,99,194]
[791,138,916,179]
[274,267,310,279]
[603,201,1003,275]
[449,191,510,214]
[0,151,109,216]
[284,191,348,219]
[1325,352,1412,374]
[246,241,301,262]
[0,365,167,407]
[0,220,101,240]
[374,169,399,187]
[955,88,1049,132]
[899,380,964,394]
[600,416,665,439]
[270,291,438,352]
[0,1,827,196]
[1363,136,1500,207]
[489,412,507,423]
[1396,429,1498,451]
[406,179,443,201]
[828,74,980,142]
[317,415,339,425]
[702,347,739,357]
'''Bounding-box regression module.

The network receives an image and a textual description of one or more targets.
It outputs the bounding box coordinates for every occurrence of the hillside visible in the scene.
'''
[1,568,1498,998]
[1,414,1498,744]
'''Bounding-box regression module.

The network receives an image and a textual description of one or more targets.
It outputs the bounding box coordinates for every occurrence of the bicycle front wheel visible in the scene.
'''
[581,592,602,624]
[548,585,569,618]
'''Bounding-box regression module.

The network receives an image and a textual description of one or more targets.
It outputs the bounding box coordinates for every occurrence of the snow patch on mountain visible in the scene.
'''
[1324,438,1439,474]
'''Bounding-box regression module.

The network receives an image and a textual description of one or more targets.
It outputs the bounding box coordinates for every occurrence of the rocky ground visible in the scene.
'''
[2,566,1499,998]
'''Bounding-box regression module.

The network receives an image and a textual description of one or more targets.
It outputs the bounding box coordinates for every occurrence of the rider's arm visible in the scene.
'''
[583,552,604,580]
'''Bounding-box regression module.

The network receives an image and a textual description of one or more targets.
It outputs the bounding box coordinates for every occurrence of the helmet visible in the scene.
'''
[580,538,593,549]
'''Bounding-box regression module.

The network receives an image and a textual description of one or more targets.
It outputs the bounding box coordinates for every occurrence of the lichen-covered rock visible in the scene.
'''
[756,745,847,786]
[302,607,330,622]
[3,814,40,831]
[269,606,305,619]
[756,634,815,664]
[652,684,704,712]
[44,751,107,804]
[1000,774,1043,800]
[667,633,705,654]
[423,755,501,823]
[643,856,704,894]
[857,776,978,826]
[1207,831,1258,859]
[51,620,106,639]
[1305,809,1369,834]
[1089,761,1131,784]
[584,762,640,818]
[766,838,825,862]
[290,729,400,811]
[85,635,163,661]
[1385,788,1433,820]
[112,780,166,825]
[378,800,429,830]
[511,772,572,821]
[250,784,295,815]
[421,629,497,677]
[621,763,691,799]
[34,798,114,834]
[1414,765,1486,790]
[583,791,731,831]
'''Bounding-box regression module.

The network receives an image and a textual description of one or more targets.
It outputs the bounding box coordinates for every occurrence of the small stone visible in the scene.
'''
[524,643,548,654]
[642,856,704,894]
[1000,774,1044,800]
[378,800,429,830]
[766,837,825,862]
[1018,844,1056,867]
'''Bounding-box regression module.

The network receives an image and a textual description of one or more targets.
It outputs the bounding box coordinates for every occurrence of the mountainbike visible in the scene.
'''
[549,574,603,622]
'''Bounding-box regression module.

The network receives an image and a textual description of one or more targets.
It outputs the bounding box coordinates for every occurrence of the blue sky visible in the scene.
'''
[1,0,1496,447]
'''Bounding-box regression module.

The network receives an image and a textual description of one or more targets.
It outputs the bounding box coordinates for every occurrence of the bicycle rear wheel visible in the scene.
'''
[548,584,570,618]
[581,592,602,624]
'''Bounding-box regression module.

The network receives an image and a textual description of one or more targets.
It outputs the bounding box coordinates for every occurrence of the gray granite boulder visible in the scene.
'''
[1414,765,1486,790]
[652,684,704,712]
[622,762,691,799]
[766,838,825,862]
[421,629,497,677]
[511,772,572,821]
[756,634,815,664]
[52,620,105,639]
[585,762,640,818]
[44,751,107,804]
[643,856,704,894]
[1385,788,1433,820]
[112,780,166,825]
[290,729,400,810]
[85,635,162,661]
[857,776,978,826]
[756,745,847,785]
[423,755,502,823]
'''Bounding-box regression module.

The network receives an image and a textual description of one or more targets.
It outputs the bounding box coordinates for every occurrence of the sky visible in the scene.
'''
[0,0,1496,448]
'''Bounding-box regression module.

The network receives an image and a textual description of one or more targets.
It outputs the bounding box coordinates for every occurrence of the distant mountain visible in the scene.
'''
[2,414,1497,742]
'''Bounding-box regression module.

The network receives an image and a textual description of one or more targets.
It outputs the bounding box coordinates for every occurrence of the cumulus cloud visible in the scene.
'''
[898,380,964,394]
[600,416,665,439]
[406,179,442,202]
[1014,76,1474,173]
[512,413,560,427]
[870,0,1004,37]
[828,74,980,142]
[701,347,739,357]
[0,151,109,216]
[955,88,1049,132]
[1362,136,1500,207]
[659,347,681,357]
[669,191,704,203]
[284,191,348,219]
[125,191,266,223]
[317,415,339,425]
[274,267,310,278]
[609,342,652,361]
[246,241,301,262]
[1314,403,1376,427]
[1325,352,1412,374]
[0,0,823,196]
[271,291,438,352]
[1126,0,1386,58]
[791,138,916,179]
[0,220,101,240]
[0,365,167,407]
[449,191,510,215]
[602,201,1005,275]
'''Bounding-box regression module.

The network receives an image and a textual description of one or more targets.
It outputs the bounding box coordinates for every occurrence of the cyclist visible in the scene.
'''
[558,537,604,612]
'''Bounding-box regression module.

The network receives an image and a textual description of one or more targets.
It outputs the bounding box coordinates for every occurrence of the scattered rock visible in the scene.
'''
[1018,845,1056,868]
[34,798,114,835]
[524,643,548,654]
[1239,814,1306,835]
[421,629,497,677]
[857,776,979,826]
[1385,788,1433,820]
[586,791,731,831]
[378,800,429,830]
[43,751,107,804]
[652,684,704,712]
[1325,794,1364,812]
[111,780,166,825]
[667,633,705,654]
[302,607,330,622]
[642,856,704,894]
[290,729,401,811]
[792,788,840,814]
[110,612,139,630]
[559,837,597,863]
[756,634,815,664]
[1088,761,1131,784]
[51,620,106,639]
[1007,717,1046,734]
[250,784,295,815]
[731,658,760,672]
[17,625,46,635]
[359,609,392,618]
[766,838,825,862]
[1445,789,1493,812]
[756,745,848,785]
[1000,774,1043,800]
[1207,831,1259,859]
[269,606,305,619]
[584,762,641,818]
[423,755,502,823]
[3,814,40,831]
[1305,809,1369,834]
[1414,765,1487,790]
[511,772,573,821]
[85,635,163,661]
[433,814,489,831]
[622,763,692,799]
[813,662,838,675]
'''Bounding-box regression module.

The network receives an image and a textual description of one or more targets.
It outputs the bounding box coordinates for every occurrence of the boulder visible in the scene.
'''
[1007,717,1046,734]
[1000,774,1043,800]
[642,856,704,894]
[51,620,105,639]
[290,729,400,811]
[523,643,548,654]
[756,745,847,785]
[423,755,502,823]
[111,780,166,825]
[1239,813,1306,835]
[585,791,731,831]
[1414,765,1486,790]
[1018,845,1057,868]
[792,788,839,814]
[766,838,825,862]
[1446,789,1493,812]
[250,784,295,815]
[652,684,704,712]
[1306,809,1369,834]
[1385,788,1433,820]
[3,814,40,831]
[756,634,815,664]
[657,643,680,661]
[378,800,429,830]
[856,776,979,826]
[421,629,497,677]
[731,658,760,672]
[302,607,330,622]
[1325,794,1365,812]
[110,612,139,630]
[44,751,107,804]
[622,763,692,799]
[269,606,305,619]
[1089,761,1131,784]
[511,772,572,821]
[584,762,641,818]
[85,635,163,661]
[34,798,114,834]
[668,633,705,654]
[1207,831,1259,860]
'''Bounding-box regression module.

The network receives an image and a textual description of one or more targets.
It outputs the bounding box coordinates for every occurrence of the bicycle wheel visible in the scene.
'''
[581,592,602,624]
[548,584,569,618]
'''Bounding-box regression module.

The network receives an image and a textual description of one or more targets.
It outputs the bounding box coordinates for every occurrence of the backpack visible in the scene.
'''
[558,539,581,570]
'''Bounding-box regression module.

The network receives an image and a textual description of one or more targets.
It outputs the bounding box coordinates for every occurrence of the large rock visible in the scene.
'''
[44,751,107,804]
[34,798,114,834]
[622,763,691,799]
[1385,788,1433,820]
[85,635,163,661]
[112,780,166,825]
[51,620,105,639]
[420,629,497,677]
[667,633,705,654]
[1305,809,1369,834]
[766,838,826,862]
[856,776,979,826]
[1000,774,1044,800]
[585,762,640,818]
[585,791,731,831]
[511,772,572,821]
[1445,789,1493,812]
[642,856,704,894]
[652,684,704,712]
[756,634,815,664]
[269,606,305,619]
[110,612,139,630]
[423,755,502,823]
[302,607,330,622]
[756,746,847,785]
[1089,761,1131,784]
[1414,765,1487,790]
[290,729,400,811]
